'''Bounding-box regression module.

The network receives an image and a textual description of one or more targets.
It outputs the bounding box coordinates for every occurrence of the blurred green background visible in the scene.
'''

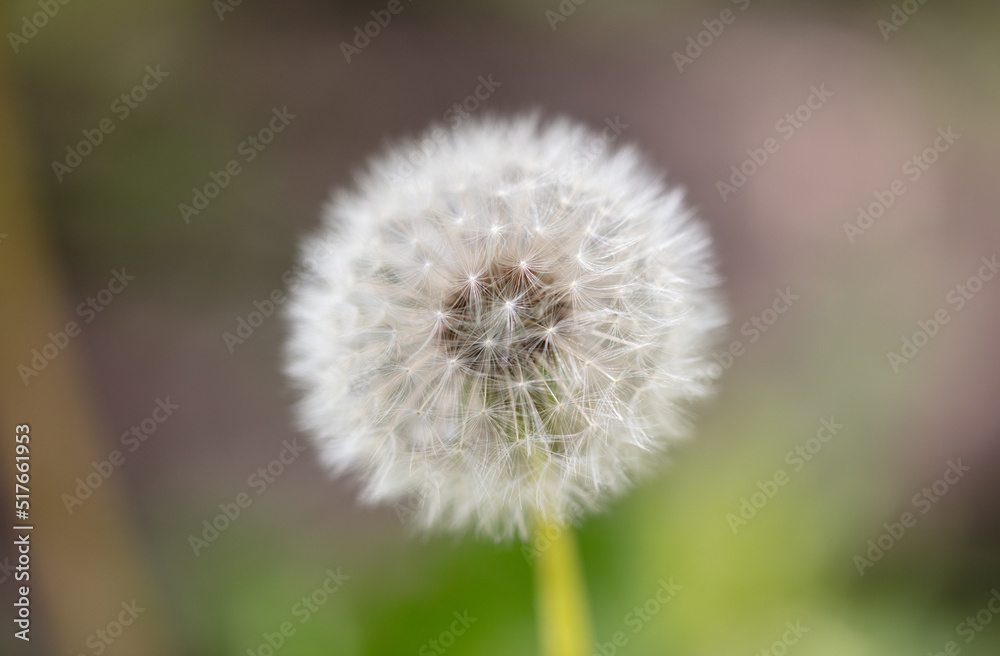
[2,0,999,654]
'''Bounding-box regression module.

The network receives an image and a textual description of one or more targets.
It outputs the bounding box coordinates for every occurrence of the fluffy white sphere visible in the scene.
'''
[286,115,726,540]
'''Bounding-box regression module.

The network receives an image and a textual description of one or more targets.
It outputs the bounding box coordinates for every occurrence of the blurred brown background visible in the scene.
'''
[1,0,999,654]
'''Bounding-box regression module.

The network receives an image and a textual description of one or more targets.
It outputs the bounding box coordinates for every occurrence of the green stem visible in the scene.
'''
[534,518,592,656]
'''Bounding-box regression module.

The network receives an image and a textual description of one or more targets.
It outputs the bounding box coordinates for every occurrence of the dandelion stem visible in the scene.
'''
[534,519,592,656]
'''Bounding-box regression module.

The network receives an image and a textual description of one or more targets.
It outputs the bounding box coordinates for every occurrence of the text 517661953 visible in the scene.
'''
[13,423,32,642]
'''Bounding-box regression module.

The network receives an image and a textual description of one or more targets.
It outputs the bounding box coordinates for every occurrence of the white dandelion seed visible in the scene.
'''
[285,115,726,541]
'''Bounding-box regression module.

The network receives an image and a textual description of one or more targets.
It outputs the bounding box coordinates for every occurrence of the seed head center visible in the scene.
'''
[439,260,567,373]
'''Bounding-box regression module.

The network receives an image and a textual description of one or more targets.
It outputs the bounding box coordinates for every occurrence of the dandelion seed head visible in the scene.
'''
[285,115,726,540]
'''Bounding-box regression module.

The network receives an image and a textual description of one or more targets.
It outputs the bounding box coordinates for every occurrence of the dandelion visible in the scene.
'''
[285,114,725,655]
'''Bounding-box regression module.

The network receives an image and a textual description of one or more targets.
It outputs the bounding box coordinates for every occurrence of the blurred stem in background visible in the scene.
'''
[534,519,592,656]
[0,42,173,656]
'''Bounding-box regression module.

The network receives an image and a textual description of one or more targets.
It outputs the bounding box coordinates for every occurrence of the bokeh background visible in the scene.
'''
[2,0,999,654]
